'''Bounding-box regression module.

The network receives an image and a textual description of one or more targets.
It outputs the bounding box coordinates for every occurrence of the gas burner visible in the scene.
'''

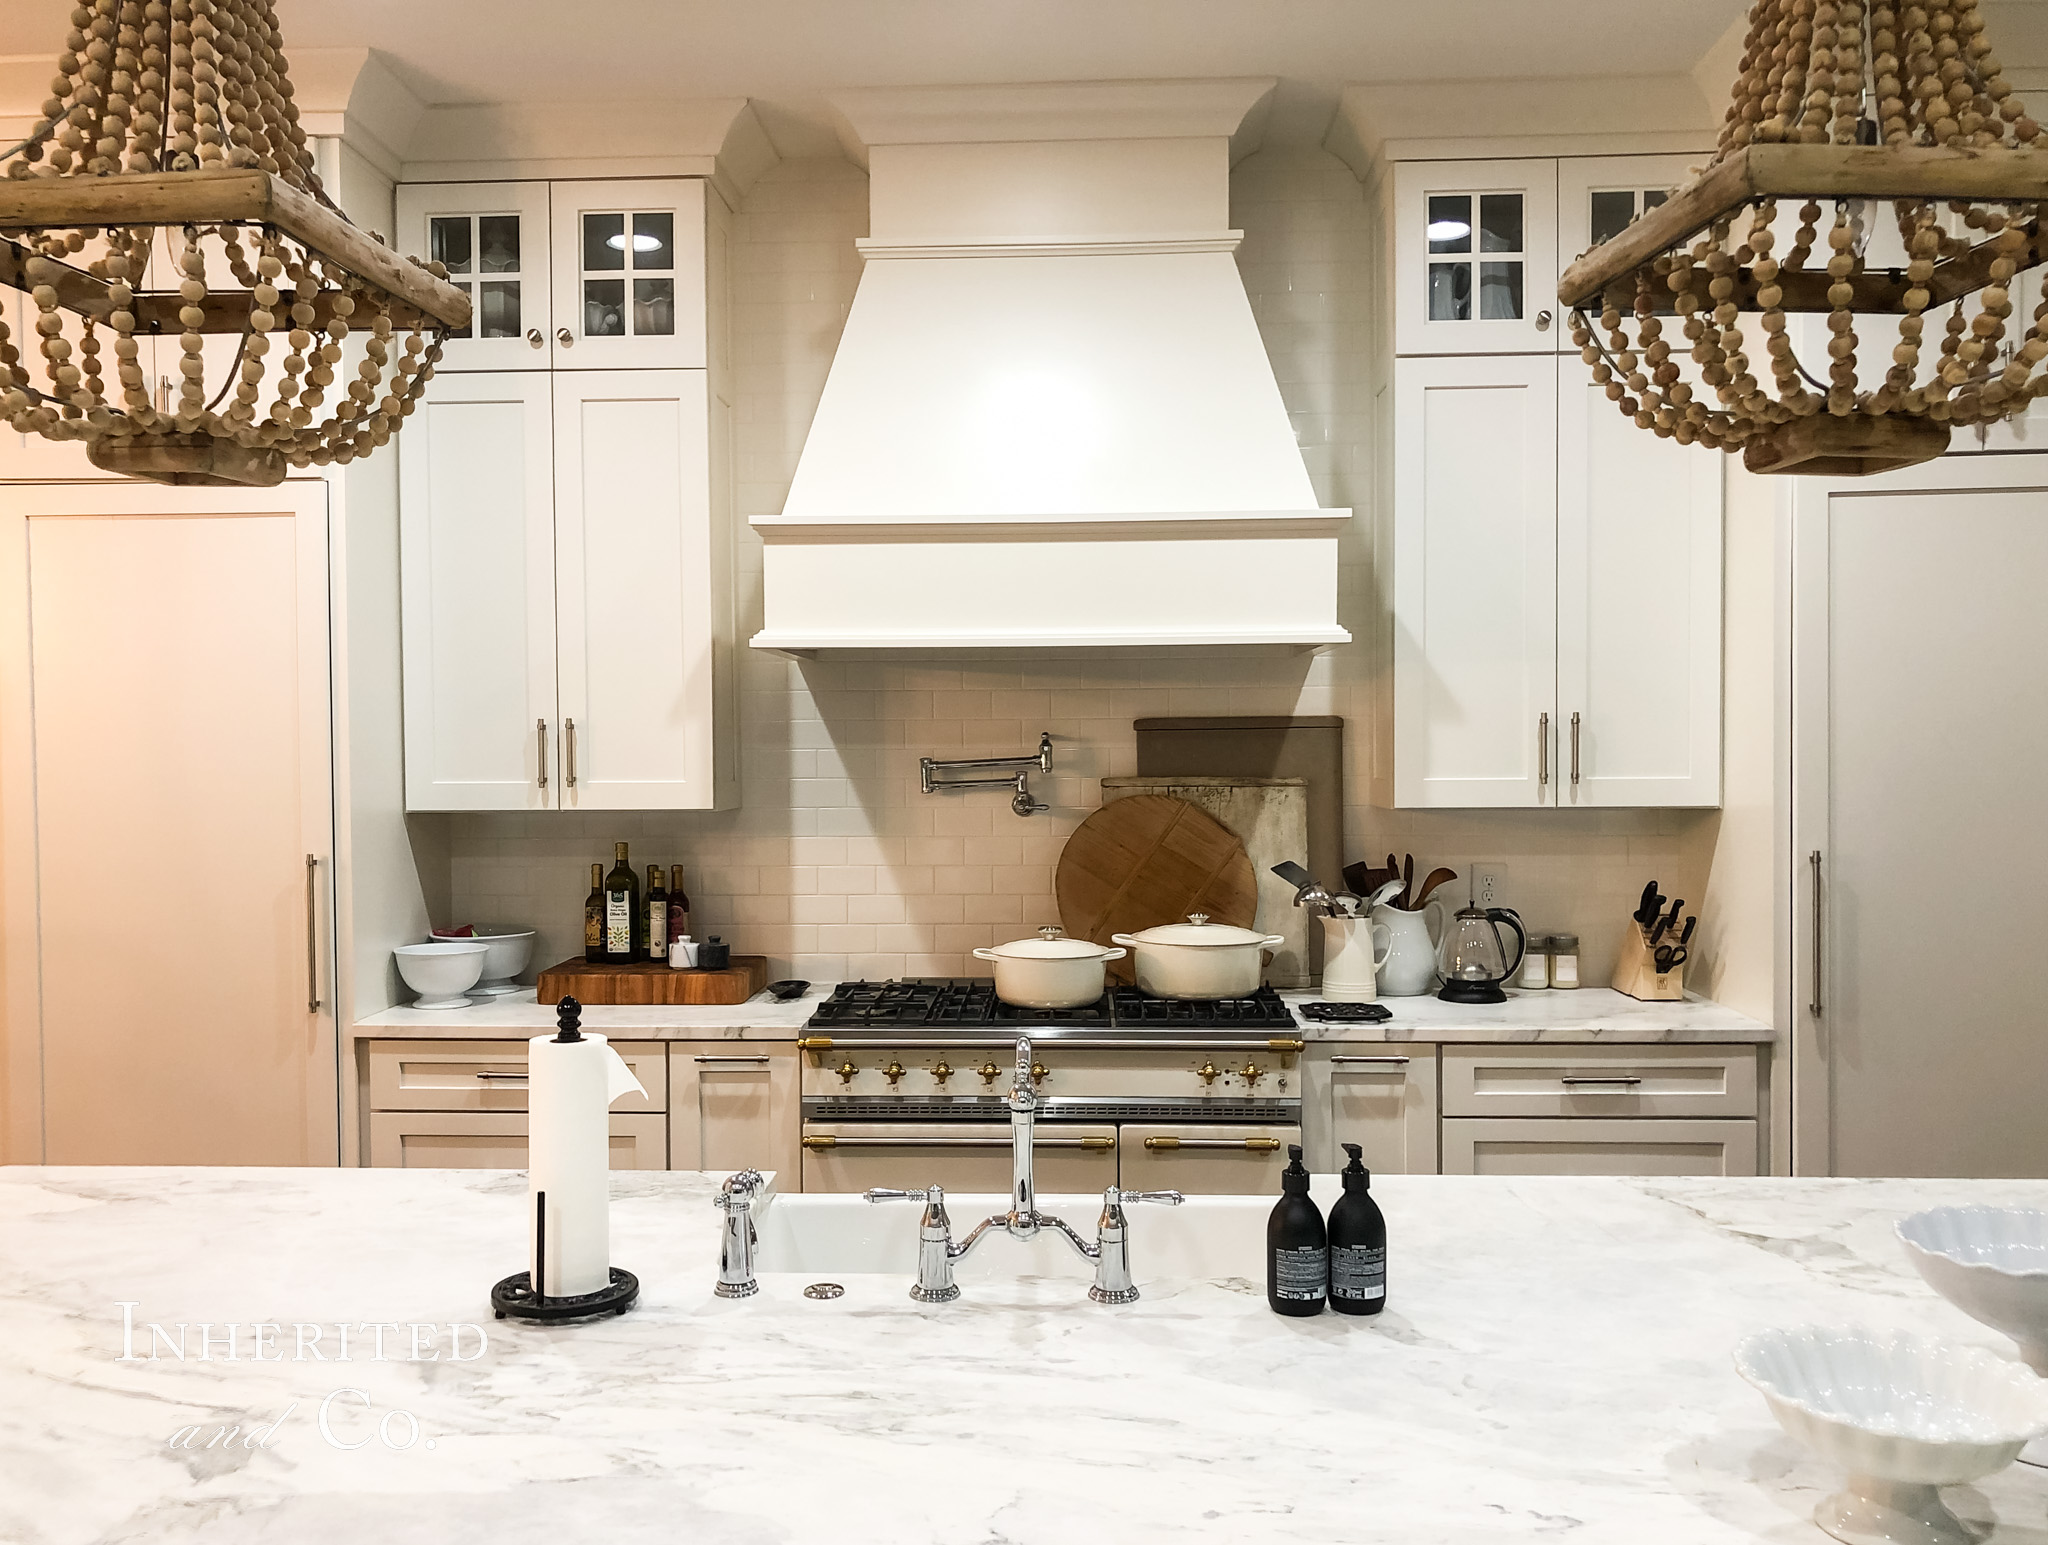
[805,979,1296,1033]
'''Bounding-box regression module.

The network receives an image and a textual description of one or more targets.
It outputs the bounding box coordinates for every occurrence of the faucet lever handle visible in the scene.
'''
[1117,1189,1185,1206]
[715,1169,765,1210]
[864,1188,928,1203]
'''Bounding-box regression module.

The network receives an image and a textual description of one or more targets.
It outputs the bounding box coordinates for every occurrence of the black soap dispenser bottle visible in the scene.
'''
[1267,1144,1327,1316]
[1328,1142,1387,1316]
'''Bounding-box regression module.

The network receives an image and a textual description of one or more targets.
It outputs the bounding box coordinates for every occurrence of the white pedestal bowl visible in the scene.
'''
[433,926,535,995]
[395,942,488,1009]
[1734,1325,2048,1545]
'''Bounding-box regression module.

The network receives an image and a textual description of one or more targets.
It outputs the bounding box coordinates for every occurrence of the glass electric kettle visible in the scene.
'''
[1436,905,1528,1004]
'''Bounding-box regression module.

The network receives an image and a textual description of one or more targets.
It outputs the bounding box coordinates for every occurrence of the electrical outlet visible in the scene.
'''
[1471,864,1508,908]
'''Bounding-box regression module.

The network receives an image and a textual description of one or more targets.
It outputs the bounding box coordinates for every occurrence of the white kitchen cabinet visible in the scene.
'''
[548,179,707,370]
[1390,353,1558,807]
[365,1039,668,1114]
[367,1110,669,1169]
[399,372,558,810]
[668,1045,801,1181]
[1556,366,1723,806]
[396,182,553,370]
[1302,1049,1438,1174]
[1554,155,1701,330]
[1394,159,1559,356]
[399,367,734,811]
[1439,1044,1758,1120]
[1385,356,1721,809]
[1441,1117,1758,1176]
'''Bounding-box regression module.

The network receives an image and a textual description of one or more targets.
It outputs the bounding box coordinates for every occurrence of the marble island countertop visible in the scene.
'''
[351,984,1772,1044]
[2,1168,2040,1544]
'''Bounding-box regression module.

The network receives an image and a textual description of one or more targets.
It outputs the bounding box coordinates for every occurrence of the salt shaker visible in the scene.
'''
[1517,935,1552,990]
[1549,933,1581,989]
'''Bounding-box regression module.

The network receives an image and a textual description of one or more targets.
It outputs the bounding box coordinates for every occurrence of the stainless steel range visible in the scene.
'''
[795,980,1304,1194]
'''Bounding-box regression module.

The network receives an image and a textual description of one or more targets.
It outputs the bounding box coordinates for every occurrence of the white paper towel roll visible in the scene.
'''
[528,1027,646,1297]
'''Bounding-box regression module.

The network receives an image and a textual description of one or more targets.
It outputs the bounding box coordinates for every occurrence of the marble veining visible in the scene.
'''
[2,1168,2038,1544]
[351,985,1773,1044]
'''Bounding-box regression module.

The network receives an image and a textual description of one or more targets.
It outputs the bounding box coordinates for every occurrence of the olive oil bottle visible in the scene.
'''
[582,863,604,959]
[602,842,640,962]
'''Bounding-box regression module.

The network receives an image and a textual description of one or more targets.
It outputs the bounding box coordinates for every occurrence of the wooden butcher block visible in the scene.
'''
[1054,795,1258,984]
[534,955,768,1006]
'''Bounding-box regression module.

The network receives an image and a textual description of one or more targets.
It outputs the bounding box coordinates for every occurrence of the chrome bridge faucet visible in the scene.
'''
[867,1034,1183,1304]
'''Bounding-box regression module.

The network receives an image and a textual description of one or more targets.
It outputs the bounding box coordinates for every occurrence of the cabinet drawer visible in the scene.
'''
[1440,1044,1756,1118]
[1303,1050,1439,1175]
[364,1039,668,1112]
[367,1111,668,1169]
[1441,1117,1757,1176]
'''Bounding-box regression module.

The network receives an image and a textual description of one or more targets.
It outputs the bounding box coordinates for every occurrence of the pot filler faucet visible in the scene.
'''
[865,1035,1183,1305]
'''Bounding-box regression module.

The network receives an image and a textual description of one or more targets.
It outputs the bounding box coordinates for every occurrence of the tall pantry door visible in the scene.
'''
[1791,464,2048,1177]
[552,368,721,810]
[0,481,337,1165]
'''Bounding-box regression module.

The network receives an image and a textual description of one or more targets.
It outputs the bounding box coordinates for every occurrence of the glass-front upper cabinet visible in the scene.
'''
[1556,155,1705,349]
[1395,160,1558,356]
[396,182,552,371]
[549,179,705,369]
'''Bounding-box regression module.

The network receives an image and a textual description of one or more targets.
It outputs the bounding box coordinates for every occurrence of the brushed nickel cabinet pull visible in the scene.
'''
[1559,1076,1642,1088]
[1809,850,1824,1017]
[1539,712,1550,788]
[565,717,578,788]
[304,854,321,1013]
[475,1070,529,1082]
[1331,1055,1411,1066]
[694,1055,771,1065]
[536,718,548,789]
[1570,711,1581,786]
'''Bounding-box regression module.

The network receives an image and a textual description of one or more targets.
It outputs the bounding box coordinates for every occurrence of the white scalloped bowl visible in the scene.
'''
[1735,1326,2048,1545]
[1898,1207,2048,1376]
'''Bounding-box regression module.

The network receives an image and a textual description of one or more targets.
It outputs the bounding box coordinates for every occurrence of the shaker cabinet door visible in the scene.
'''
[396,181,553,371]
[400,371,560,810]
[1304,1050,1439,1174]
[549,179,706,370]
[1392,354,1558,807]
[669,1045,801,1182]
[551,369,724,810]
[1555,360,1723,807]
[1394,159,1558,356]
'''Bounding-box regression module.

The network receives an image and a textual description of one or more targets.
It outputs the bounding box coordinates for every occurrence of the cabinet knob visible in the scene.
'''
[1536,309,1554,331]
[556,327,574,347]
[526,328,543,348]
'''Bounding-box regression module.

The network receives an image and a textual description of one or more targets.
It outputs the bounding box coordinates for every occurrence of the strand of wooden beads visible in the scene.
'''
[128,0,165,173]
[1823,211,1859,412]
[101,243,155,422]
[187,0,223,168]
[1830,0,1866,142]
[171,223,207,424]
[165,0,194,170]
[1870,6,1910,143]
[1802,0,1840,144]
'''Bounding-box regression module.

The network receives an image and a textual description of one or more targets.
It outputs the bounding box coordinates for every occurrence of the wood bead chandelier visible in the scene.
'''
[1559,0,2046,476]
[0,0,470,487]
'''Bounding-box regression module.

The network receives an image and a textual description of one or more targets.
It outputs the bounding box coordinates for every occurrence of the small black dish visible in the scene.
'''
[765,979,810,1001]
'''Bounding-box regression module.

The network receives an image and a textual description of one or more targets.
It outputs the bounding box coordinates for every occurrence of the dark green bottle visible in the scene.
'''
[1266,1144,1326,1316]
[1328,1142,1387,1316]
[602,841,641,962]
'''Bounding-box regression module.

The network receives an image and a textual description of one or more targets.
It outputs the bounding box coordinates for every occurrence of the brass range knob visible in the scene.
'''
[1196,1060,1220,1086]
[835,1061,858,1086]
[977,1061,1001,1086]
[932,1060,953,1087]
[1031,1062,1050,1086]
[1240,1062,1267,1087]
[882,1060,907,1088]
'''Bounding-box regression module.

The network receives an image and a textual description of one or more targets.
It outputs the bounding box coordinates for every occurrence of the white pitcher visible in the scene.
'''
[1372,900,1449,996]
[1320,914,1392,1000]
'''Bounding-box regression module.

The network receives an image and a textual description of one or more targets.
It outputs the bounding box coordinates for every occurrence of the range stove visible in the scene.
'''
[796,978,1305,1195]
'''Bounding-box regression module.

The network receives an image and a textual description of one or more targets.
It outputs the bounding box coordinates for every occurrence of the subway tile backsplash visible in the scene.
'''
[436,152,1716,990]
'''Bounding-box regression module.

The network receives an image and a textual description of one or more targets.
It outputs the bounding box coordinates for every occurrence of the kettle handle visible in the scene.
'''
[1487,907,1527,983]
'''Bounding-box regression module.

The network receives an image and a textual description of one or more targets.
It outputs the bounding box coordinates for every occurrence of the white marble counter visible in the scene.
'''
[1,1168,2038,1544]
[353,985,1772,1044]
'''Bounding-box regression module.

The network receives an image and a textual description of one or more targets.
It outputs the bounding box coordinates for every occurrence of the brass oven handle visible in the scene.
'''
[1142,1136,1284,1152]
[802,1135,1114,1151]
[565,717,578,788]
[475,1071,529,1082]
[1330,1055,1411,1066]
[304,854,321,1013]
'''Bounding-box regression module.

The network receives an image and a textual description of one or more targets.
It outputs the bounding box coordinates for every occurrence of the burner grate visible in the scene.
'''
[1105,984,1297,1030]
[806,979,1299,1032]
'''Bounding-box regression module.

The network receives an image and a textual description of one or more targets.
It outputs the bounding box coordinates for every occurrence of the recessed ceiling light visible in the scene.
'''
[606,233,665,253]
[1426,219,1471,242]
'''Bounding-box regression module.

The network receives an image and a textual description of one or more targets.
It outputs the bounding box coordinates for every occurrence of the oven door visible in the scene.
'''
[1118,1124,1296,1195]
[800,1121,1118,1194]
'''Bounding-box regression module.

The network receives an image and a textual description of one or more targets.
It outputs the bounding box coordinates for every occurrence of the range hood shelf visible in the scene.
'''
[755,79,1352,656]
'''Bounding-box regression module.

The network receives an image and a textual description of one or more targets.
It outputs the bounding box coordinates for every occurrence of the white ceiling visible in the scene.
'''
[6,2,2047,158]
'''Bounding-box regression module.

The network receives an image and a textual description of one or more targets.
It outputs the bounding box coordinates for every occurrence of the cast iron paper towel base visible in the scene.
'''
[490,1266,639,1324]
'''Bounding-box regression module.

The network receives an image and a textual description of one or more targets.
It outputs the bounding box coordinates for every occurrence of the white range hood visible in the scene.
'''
[751,79,1351,653]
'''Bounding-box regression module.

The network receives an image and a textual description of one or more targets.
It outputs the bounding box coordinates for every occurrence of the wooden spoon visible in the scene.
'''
[1411,867,1459,909]
[1401,854,1415,909]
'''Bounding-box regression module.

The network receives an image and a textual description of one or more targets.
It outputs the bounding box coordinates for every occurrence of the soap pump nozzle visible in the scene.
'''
[1340,1141,1371,1188]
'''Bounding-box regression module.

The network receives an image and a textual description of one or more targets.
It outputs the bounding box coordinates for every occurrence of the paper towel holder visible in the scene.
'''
[490,997,641,1323]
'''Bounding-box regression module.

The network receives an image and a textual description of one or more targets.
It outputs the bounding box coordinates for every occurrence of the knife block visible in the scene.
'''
[1611,921,1684,1001]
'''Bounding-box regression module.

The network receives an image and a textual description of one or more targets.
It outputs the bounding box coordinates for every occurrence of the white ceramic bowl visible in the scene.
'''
[394,942,488,1009]
[432,926,534,995]
[1898,1207,2048,1376]
[1734,1325,2048,1545]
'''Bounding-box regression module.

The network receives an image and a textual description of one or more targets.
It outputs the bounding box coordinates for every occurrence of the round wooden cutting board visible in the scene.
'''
[1054,795,1258,984]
